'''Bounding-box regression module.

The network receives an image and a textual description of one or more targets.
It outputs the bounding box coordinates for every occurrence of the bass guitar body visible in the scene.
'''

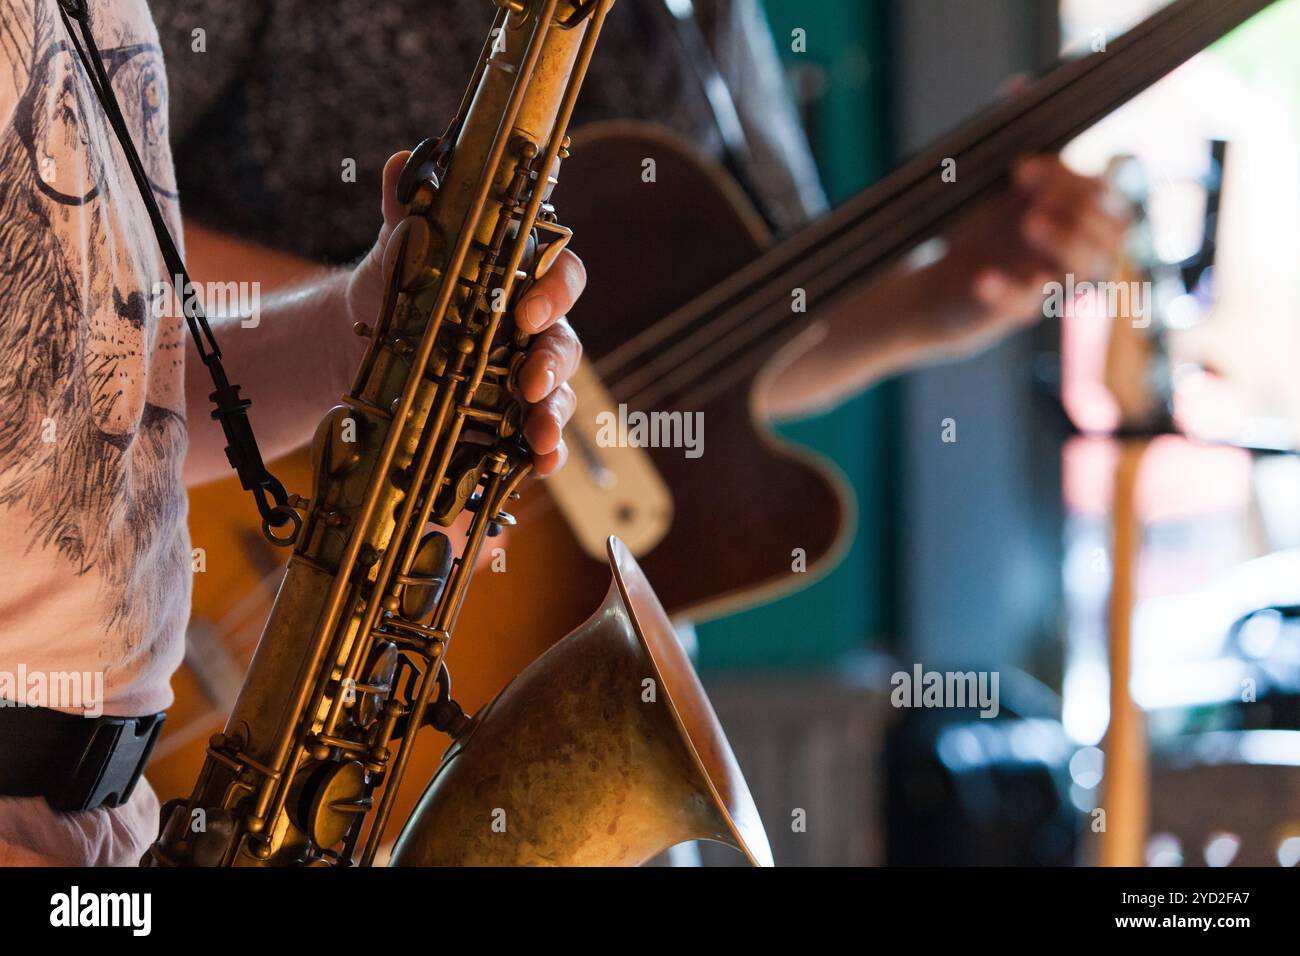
[149,123,852,824]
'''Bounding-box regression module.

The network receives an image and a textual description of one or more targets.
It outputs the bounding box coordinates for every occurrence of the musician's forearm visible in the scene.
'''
[758,262,949,420]
[183,269,365,486]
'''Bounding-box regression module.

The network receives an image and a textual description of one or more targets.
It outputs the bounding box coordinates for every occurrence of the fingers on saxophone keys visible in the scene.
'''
[524,382,577,457]
[516,249,586,333]
[518,317,582,403]
[531,440,569,479]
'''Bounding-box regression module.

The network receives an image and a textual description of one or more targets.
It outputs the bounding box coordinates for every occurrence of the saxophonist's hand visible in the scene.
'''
[348,151,587,478]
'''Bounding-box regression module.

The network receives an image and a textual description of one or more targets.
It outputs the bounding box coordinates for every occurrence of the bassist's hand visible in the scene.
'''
[761,154,1128,419]
[974,155,1128,332]
[912,154,1130,358]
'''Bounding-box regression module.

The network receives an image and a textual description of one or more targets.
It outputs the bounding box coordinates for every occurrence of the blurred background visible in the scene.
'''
[695,0,1300,866]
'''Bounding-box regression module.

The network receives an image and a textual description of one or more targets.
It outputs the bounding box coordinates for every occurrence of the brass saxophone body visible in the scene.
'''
[148,0,771,868]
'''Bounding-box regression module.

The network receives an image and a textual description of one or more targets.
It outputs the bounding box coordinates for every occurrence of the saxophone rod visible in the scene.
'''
[312,0,569,745]
[250,0,564,833]
[358,0,615,864]
[358,465,521,865]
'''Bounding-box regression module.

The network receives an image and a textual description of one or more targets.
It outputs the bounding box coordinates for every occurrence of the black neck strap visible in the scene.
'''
[56,0,299,546]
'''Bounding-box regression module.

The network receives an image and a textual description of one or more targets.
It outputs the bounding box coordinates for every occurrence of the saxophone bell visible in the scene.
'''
[391,537,773,867]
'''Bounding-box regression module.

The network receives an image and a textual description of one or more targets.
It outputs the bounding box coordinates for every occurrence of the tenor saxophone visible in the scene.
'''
[146,0,771,867]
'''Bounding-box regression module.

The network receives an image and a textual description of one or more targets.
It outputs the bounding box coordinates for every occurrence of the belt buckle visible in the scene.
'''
[53,712,166,813]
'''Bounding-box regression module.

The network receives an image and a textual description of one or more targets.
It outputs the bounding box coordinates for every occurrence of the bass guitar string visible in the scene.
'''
[590,0,1248,415]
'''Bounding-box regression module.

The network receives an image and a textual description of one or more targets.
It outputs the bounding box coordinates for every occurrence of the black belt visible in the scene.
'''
[0,705,164,812]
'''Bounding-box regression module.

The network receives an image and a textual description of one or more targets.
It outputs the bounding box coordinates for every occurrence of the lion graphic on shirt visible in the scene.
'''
[0,0,189,657]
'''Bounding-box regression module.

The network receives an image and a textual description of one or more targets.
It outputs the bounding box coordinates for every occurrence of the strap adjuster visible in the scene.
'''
[50,713,166,813]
